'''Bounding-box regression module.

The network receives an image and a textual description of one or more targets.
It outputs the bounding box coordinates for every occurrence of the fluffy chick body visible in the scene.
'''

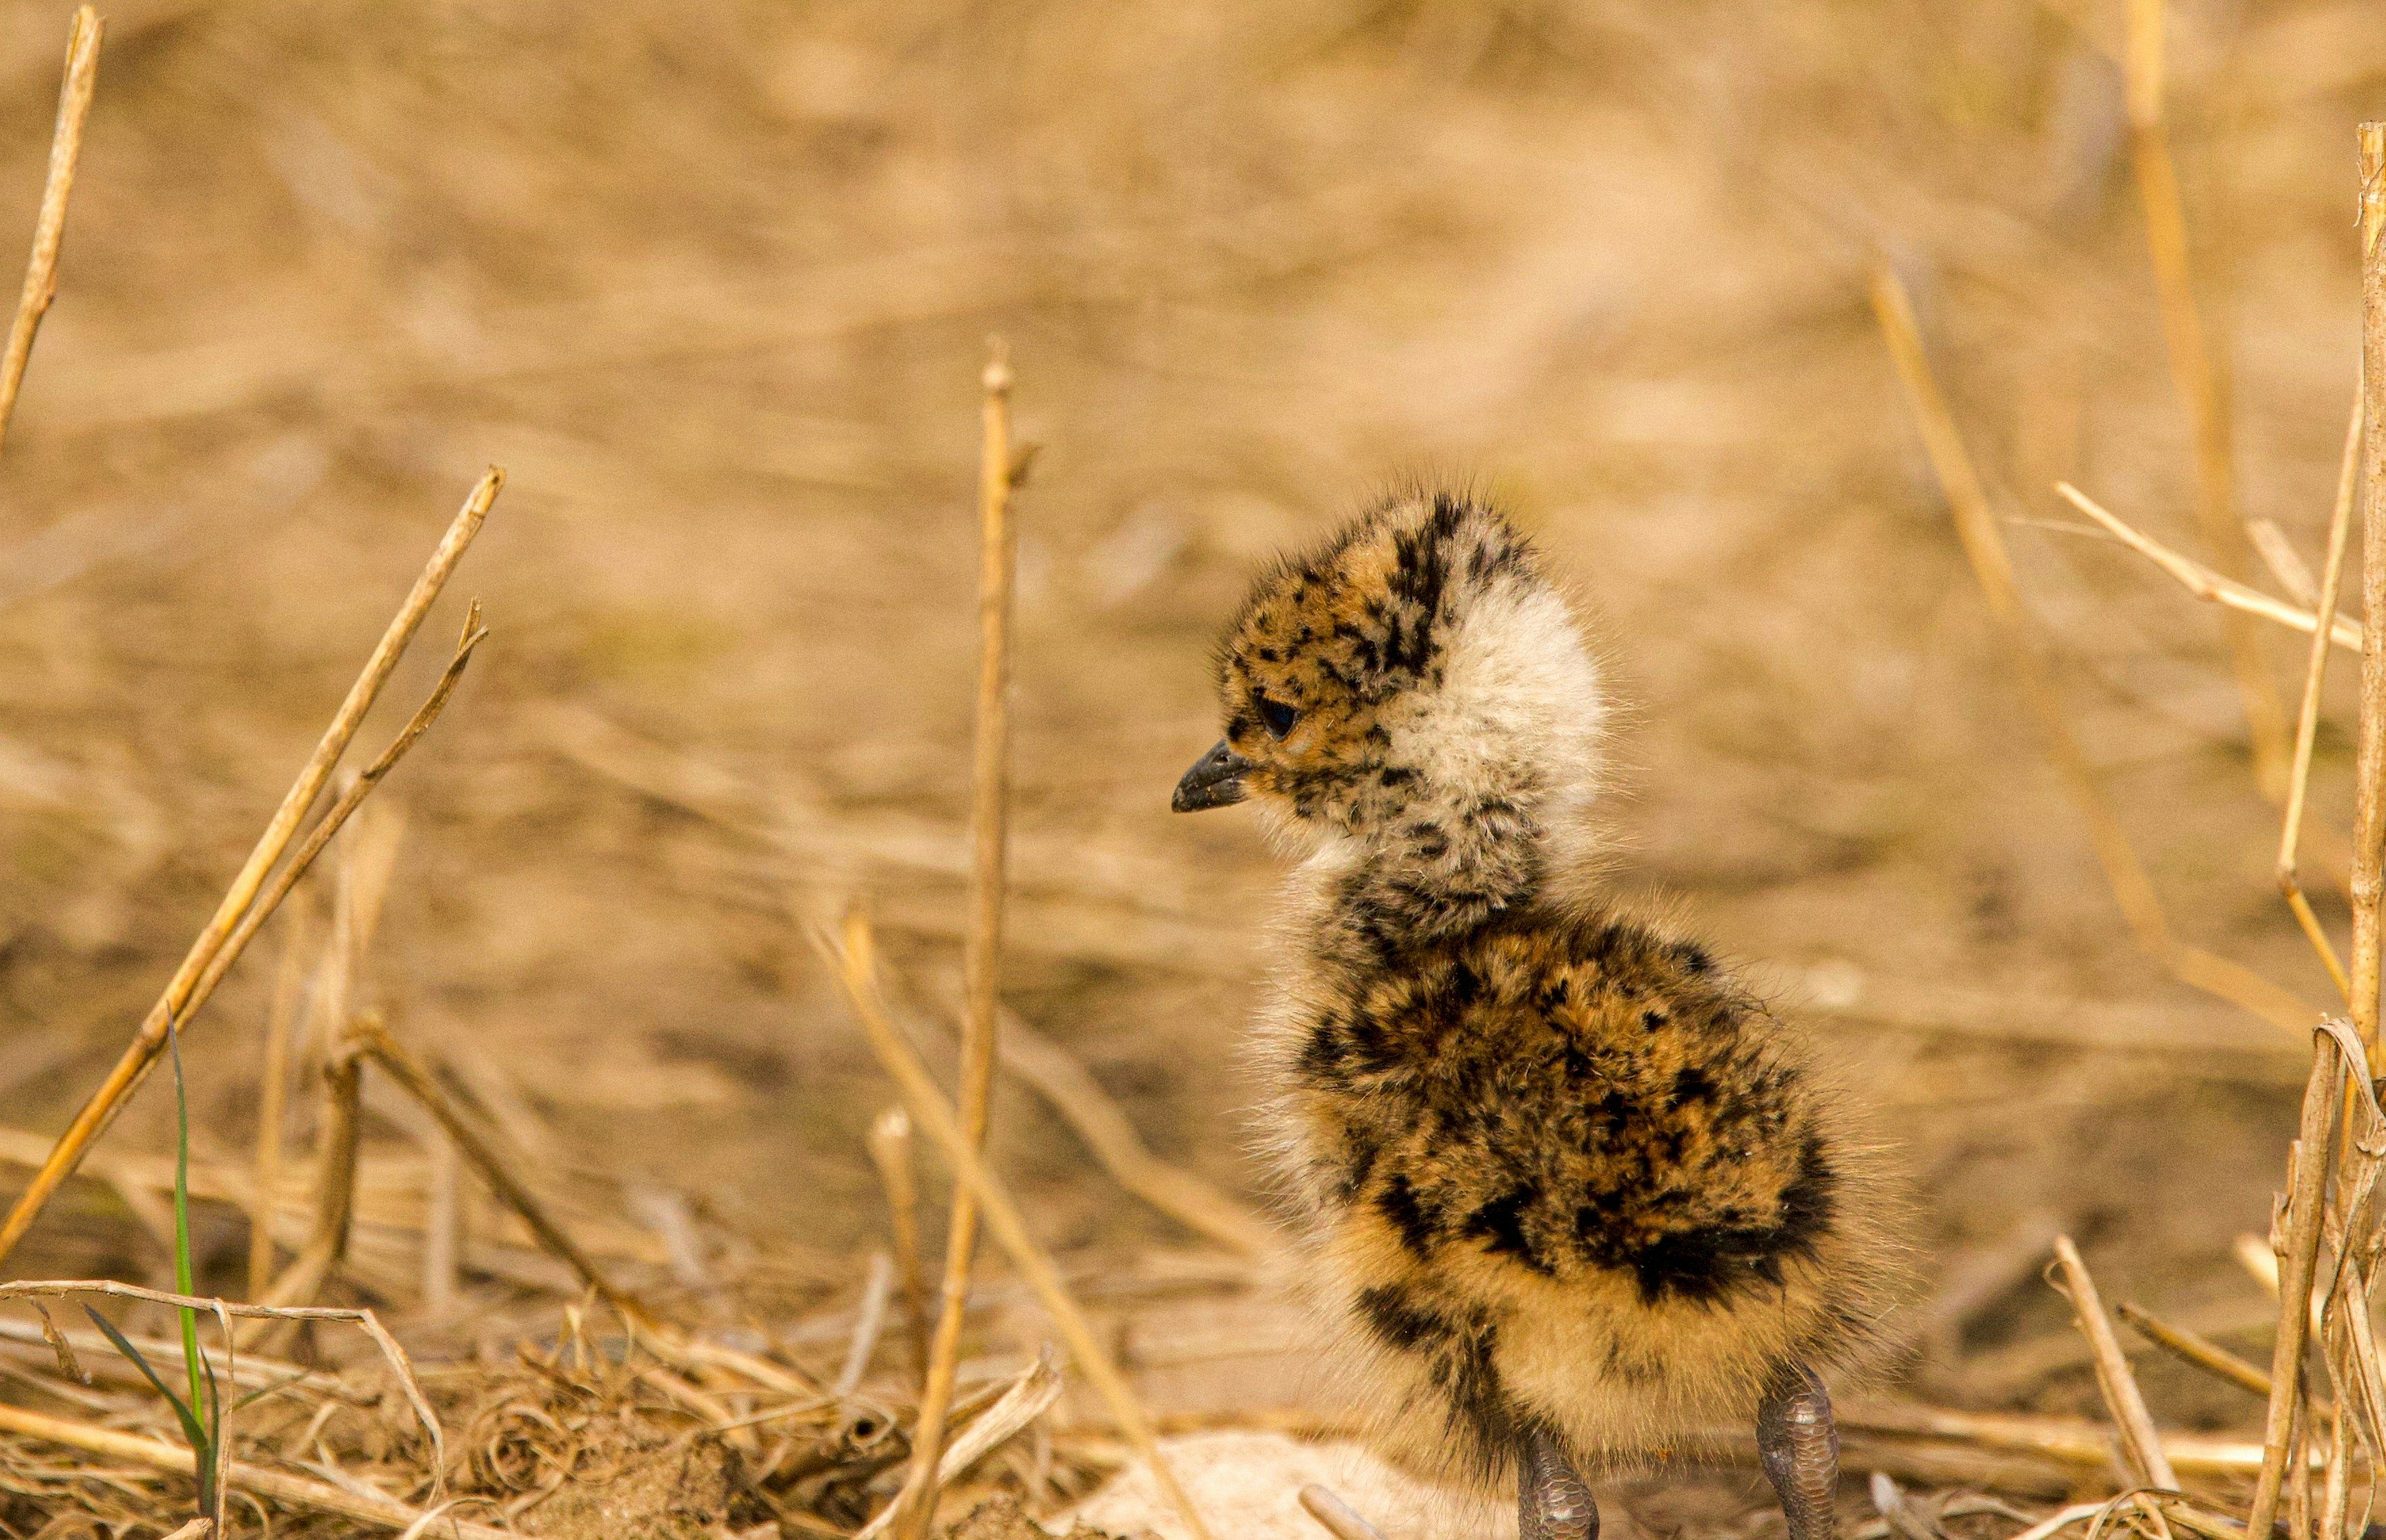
[1182,493,1899,1489]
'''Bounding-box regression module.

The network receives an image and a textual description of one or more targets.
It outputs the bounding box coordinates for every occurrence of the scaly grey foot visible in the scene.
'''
[1517,1426,1598,1540]
[1755,1362,1840,1540]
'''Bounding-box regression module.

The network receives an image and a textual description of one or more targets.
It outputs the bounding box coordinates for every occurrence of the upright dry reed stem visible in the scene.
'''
[2049,1236,2178,1491]
[0,471,502,1267]
[832,914,1217,1540]
[2125,0,2291,798]
[1872,271,2311,1033]
[866,1106,929,1384]
[2355,123,2386,1069]
[2280,398,2365,1000]
[2249,1029,2345,1539]
[0,6,101,454]
[246,911,310,1299]
[892,341,1018,1540]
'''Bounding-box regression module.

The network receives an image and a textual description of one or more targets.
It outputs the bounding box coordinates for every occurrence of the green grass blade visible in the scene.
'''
[199,1336,222,1521]
[84,1304,213,1516]
[168,1028,205,1425]
[81,1305,203,1446]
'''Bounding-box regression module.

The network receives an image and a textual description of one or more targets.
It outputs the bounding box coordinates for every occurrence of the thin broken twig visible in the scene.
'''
[2053,482,2360,654]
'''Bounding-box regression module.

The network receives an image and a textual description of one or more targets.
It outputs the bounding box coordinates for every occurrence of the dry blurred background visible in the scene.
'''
[0,0,2383,1531]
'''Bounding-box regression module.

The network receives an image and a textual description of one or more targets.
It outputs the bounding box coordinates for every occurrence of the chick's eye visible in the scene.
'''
[1255,693,1299,741]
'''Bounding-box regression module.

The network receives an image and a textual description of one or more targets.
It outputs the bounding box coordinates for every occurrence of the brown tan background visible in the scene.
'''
[0,0,2375,1482]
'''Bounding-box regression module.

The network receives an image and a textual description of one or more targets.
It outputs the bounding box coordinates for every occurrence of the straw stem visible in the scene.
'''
[891,340,1019,1540]
[0,6,101,454]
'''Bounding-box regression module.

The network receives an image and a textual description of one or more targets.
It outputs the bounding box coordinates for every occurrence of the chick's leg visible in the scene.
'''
[1755,1362,1840,1540]
[1517,1426,1597,1540]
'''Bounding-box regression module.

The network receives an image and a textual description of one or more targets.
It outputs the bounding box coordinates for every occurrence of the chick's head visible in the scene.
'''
[1175,492,1606,845]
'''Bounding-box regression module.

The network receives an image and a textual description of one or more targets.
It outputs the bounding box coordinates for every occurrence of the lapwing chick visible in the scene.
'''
[1173,493,1898,1540]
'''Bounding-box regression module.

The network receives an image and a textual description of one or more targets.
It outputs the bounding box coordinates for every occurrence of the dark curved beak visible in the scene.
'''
[1172,739,1252,812]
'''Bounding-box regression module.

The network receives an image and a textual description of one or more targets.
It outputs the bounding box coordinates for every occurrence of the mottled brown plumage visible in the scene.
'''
[1175,492,1902,1537]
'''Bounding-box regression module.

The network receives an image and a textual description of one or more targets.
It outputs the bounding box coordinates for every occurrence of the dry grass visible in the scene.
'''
[0,1,2384,1537]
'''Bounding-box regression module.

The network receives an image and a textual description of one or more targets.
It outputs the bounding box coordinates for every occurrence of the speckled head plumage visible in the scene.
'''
[1175,492,1608,885]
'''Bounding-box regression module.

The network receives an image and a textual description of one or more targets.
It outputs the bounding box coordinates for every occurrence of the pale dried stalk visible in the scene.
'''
[1871,271,2313,1034]
[2053,482,2361,653]
[2124,0,2291,798]
[1300,1485,1390,1540]
[0,1312,318,1396]
[834,1251,894,1399]
[2237,1231,2283,1294]
[2004,1504,2111,1540]
[248,911,311,1298]
[1838,1402,2295,1474]
[866,1106,929,1384]
[2249,1029,2346,1539]
[2253,519,2322,606]
[2279,398,2365,1000]
[832,914,1217,1540]
[0,470,502,1267]
[2049,1236,2178,1491]
[894,342,1019,1540]
[2356,122,2386,1071]
[0,6,101,453]
[0,1401,498,1539]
